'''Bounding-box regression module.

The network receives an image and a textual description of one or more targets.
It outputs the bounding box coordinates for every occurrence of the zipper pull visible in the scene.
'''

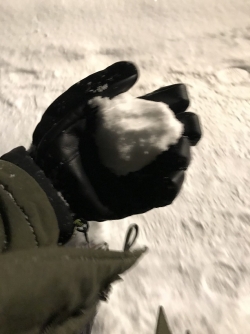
[74,218,90,247]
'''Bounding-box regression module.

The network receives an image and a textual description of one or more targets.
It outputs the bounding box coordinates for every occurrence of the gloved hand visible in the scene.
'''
[29,61,201,222]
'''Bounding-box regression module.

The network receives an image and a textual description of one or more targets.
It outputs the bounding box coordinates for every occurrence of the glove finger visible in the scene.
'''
[138,84,189,114]
[176,112,202,146]
[112,141,189,216]
[32,61,138,148]
[133,136,191,180]
[49,61,138,118]
[82,60,139,99]
[120,170,186,217]
[152,170,185,208]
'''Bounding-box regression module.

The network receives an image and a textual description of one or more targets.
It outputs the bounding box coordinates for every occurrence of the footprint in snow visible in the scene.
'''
[213,66,250,100]
[201,262,241,299]
[216,67,250,84]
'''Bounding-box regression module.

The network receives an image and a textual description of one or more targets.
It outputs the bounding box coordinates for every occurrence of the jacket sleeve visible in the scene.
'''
[0,241,146,334]
[0,146,75,245]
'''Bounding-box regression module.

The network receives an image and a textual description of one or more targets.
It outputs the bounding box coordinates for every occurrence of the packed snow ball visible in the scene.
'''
[89,93,184,175]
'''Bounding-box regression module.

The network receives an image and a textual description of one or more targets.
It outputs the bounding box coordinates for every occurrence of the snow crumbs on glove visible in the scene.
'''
[89,93,184,175]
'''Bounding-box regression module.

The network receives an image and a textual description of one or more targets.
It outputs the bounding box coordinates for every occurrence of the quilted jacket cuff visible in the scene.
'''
[0,146,75,244]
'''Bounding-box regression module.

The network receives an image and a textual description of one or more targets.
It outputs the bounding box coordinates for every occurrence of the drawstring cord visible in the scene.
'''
[123,224,139,251]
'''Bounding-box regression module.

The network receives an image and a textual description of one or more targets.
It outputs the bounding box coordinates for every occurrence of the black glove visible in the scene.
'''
[29,61,201,223]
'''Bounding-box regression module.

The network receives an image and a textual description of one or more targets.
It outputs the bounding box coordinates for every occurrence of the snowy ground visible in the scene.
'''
[1,1,250,333]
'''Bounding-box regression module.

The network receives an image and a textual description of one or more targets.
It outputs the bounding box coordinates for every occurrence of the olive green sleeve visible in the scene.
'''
[0,159,59,253]
[0,245,146,334]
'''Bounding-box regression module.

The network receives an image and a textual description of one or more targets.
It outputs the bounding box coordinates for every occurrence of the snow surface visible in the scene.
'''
[0,0,250,333]
[89,93,183,175]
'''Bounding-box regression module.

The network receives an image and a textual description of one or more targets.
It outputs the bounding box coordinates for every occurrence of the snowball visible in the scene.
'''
[89,93,184,175]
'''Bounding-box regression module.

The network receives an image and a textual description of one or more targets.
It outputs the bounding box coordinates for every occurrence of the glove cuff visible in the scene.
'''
[0,146,75,244]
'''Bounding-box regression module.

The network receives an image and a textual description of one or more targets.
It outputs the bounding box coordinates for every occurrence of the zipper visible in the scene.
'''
[74,218,90,246]
[73,218,109,250]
